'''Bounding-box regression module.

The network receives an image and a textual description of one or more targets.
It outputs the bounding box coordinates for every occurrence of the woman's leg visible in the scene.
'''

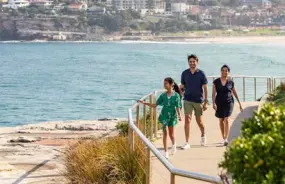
[224,117,231,141]
[163,128,168,152]
[219,118,225,139]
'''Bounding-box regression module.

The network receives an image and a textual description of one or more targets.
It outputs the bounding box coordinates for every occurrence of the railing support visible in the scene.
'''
[136,105,140,130]
[243,77,245,102]
[153,94,158,138]
[146,147,151,184]
[128,122,134,152]
[254,77,257,101]
[143,101,147,136]
[171,173,175,184]
[149,94,154,140]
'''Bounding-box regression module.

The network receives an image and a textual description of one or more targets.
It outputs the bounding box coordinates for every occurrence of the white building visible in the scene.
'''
[106,0,164,11]
[30,0,53,8]
[171,2,189,13]
[2,0,29,9]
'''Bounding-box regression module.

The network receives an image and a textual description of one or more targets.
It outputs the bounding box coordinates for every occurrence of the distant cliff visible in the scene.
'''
[0,16,104,41]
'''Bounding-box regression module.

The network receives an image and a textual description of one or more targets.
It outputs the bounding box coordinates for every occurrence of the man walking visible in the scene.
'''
[180,54,208,149]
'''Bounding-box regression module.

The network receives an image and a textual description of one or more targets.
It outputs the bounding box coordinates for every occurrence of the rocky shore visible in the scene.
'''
[0,119,125,184]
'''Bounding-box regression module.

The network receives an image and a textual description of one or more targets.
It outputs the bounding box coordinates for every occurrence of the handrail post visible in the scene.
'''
[171,173,175,184]
[136,105,140,130]
[153,93,158,138]
[243,77,245,102]
[146,147,151,184]
[149,94,154,140]
[143,100,147,136]
[254,77,257,101]
[129,119,134,153]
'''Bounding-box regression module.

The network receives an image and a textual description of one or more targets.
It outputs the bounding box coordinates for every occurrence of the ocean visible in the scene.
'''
[0,41,284,126]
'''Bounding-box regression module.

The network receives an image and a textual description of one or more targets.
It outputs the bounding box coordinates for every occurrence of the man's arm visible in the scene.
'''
[203,84,208,105]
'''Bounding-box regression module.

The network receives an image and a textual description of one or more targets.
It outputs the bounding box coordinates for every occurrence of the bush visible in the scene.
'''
[116,121,128,136]
[219,104,285,184]
[64,136,145,184]
[274,82,285,106]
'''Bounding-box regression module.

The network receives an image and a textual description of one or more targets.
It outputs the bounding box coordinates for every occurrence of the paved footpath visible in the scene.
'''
[152,102,259,184]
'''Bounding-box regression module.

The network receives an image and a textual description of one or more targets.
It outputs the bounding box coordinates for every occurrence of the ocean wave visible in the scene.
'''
[117,40,211,44]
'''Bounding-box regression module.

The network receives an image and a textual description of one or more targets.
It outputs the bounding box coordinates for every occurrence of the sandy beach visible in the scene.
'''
[0,119,125,184]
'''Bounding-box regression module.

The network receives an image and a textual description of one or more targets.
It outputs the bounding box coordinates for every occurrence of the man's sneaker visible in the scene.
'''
[200,136,207,146]
[171,144,177,155]
[181,143,190,150]
[164,151,169,159]
[224,140,229,146]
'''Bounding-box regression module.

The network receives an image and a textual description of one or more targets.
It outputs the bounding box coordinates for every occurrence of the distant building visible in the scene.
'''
[53,33,67,40]
[88,5,106,15]
[53,3,65,10]
[241,0,272,8]
[0,0,8,3]
[106,0,165,11]
[68,2,88,11]
[2,0,29,9]
[30,0,53,8]
[171,2,189,13]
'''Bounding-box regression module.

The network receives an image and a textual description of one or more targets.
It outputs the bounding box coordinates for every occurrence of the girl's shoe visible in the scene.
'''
[181,143,190,150]
[164,151,169,159]
[171,144,177,155]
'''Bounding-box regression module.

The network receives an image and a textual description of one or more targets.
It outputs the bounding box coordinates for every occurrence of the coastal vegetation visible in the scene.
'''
[220,83,285,184]
[64,136,145,184]
[272,82,285,106]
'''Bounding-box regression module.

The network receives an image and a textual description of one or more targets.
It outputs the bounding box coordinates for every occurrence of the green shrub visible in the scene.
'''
[220,104,285,184]
[273,82,285,107]
[64,136,145,184]
[116,121,129,136]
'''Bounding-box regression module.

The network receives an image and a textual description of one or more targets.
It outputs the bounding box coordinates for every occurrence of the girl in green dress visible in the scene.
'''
[138,77,182,159]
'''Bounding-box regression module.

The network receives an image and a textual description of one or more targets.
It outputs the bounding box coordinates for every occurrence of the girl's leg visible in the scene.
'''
[163,128,168,152]
[168,126,175,145]
[219,118,225,140]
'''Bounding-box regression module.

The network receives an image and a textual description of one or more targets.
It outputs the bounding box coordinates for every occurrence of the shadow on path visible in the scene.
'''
[11,156,59,184]
[228,105,258,143]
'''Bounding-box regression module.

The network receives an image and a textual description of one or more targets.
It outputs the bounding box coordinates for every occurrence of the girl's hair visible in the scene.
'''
[164,77,182,97]
[221,64,231,72]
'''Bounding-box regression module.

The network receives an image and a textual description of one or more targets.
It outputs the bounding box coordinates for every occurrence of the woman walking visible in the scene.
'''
[212,65,243,146]
[138,77,182,159]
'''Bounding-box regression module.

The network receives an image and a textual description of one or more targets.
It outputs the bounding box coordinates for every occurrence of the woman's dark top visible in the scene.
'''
[213,78,235,118]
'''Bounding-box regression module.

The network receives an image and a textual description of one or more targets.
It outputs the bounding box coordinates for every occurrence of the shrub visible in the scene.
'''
[64,136,145,184]
[116,121,128,136]
[274,82,285,107]
[219,104,285,184]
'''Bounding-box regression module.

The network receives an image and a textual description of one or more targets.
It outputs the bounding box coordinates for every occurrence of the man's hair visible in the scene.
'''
[188,54,199,62]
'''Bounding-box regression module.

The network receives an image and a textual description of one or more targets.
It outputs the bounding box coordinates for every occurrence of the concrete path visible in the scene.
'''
[151,102,259,184]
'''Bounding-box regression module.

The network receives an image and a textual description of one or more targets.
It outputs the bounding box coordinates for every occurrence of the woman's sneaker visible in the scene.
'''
[224,140,229,146]
[171,144,177,155]
[181,143,190,150]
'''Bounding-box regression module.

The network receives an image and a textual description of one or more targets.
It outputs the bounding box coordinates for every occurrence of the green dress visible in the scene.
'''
[156,92,181,129]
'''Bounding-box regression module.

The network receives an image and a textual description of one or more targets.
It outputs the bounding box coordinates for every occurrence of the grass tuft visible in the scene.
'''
[64,136,145,184]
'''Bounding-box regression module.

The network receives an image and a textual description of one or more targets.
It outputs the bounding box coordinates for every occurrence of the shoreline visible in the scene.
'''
[1,36,285,44]
[0,119,126,184]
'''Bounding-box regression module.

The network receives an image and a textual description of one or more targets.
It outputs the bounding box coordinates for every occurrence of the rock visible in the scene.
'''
[9,136,41,143]
[0,162,14,172]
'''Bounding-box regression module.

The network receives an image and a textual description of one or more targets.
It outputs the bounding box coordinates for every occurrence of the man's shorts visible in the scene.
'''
[184,100,203,116]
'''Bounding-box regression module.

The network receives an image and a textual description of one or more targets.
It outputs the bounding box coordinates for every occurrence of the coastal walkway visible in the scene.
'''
[151,102,259,184]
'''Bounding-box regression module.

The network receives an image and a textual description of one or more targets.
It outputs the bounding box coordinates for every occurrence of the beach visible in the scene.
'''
[0,119,125,184]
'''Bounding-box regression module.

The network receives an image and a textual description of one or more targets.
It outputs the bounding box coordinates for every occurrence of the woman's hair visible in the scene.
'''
[164,77,182,97]
[221,64,231,72]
